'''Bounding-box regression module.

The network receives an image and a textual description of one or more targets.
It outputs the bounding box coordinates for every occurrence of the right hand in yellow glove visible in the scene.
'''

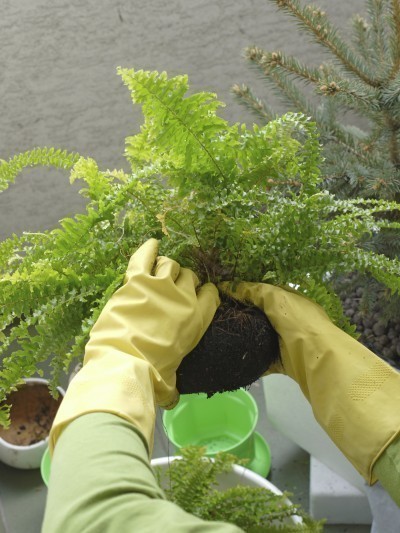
[220,282,400,488]
[50,239,219,455]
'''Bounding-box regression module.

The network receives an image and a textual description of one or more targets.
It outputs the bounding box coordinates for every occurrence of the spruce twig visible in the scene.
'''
[272,0,381,86]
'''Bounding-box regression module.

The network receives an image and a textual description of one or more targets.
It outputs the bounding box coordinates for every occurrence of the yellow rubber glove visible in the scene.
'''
[220,282,400,485]
[49,239,220,455]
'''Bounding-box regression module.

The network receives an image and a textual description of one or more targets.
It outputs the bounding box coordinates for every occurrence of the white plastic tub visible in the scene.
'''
[151,456,303,526]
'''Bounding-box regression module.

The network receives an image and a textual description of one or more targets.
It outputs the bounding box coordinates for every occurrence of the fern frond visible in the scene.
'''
[70,157,115,201]
[0,233,40,275]
[118,68,235,189]
[156,447,323,531]
[297,281,358,337]
[202,485,301,529]
[61,273,125,374]
[236,113,321,193]
[0,148,80,193]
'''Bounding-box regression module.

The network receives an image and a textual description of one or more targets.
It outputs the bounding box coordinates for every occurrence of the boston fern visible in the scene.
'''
[1,68,400,425]
[154,446,324,532]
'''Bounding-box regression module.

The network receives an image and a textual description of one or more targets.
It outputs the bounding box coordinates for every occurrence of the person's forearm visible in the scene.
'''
[372,436,400,507]
[42,413,242,533]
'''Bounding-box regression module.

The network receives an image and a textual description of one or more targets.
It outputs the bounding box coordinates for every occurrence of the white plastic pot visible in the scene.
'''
[151,456,303,526]
[262,374,366,492]
[0,378,65,469]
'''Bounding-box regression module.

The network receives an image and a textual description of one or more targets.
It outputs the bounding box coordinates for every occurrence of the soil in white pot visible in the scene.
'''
[0,382,62,446]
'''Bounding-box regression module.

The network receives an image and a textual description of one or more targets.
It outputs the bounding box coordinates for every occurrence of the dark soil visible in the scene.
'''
[0,382,63,445]
[176,296,280,396]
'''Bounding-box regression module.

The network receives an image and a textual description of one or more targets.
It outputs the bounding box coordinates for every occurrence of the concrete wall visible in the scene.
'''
[0,0,365,239]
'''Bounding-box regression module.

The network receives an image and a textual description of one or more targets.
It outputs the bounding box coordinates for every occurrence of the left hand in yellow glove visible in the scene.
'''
[221,281,400,487]
[49,239,219,455]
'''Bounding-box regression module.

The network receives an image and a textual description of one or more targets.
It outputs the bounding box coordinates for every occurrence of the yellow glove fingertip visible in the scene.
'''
[218,281,252,302]
[199,282,220,305]
[126,239,159,278]
[197,282,220,328]
[159,391,180,410]
[154,256,180,281]
[175,267,200,289]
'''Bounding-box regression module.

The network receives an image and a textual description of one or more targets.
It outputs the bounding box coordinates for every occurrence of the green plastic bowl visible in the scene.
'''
[163,389,271,477]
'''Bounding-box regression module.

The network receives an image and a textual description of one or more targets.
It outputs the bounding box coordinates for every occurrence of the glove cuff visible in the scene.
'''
[49,353,156,456]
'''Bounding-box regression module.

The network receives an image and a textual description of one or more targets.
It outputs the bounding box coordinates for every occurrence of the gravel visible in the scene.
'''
[337,277,400,370]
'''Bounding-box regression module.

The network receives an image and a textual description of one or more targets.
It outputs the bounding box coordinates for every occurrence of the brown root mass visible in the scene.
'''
[176,296,280,396]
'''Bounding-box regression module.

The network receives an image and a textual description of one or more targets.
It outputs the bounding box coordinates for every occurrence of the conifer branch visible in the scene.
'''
[367,0,391,73]
[385,111,400,166]
[245,46,322,84]
[352,15,373,65]
[272,0,381,87]
[318,79,381,112]
[231,84,275,121]
[243,48,318,118]
[324,132,370,163]
[389,0,400,79]
[240,46,371,163]
[381,73,400,107]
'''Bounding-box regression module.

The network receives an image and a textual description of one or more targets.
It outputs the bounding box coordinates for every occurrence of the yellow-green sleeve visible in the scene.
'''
[42,413,242,533]
[373,436,400,507]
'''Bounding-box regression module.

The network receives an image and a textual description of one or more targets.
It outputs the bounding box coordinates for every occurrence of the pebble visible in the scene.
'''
[337,277,400,369]
[372,322,386,337]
